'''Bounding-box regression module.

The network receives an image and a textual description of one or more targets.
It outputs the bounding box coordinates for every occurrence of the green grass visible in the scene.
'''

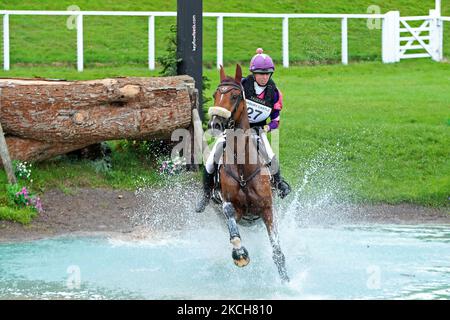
[204,60,450,207]
[0,0,449,68]
[0,206,37,224]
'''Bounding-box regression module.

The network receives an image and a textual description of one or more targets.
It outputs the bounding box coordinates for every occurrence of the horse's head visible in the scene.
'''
[208,64,246,134]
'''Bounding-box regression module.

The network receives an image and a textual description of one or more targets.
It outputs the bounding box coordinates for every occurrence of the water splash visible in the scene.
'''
[71,152,449,299]
[276,146,357,230]
[131,144,356,233]
[129,174,223,233]
[1,223,449,299]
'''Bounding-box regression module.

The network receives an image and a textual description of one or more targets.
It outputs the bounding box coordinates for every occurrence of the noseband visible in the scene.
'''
[209,82,244,130]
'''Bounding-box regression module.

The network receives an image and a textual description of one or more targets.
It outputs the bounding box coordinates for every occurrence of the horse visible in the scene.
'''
[206,64,289,282]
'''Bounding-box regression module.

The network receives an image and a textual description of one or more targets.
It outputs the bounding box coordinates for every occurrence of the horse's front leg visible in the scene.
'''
[223,202,250,267]
[262,208,289,282]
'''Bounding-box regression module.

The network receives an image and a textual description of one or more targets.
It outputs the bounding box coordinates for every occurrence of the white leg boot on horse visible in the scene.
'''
[223,202,250,267]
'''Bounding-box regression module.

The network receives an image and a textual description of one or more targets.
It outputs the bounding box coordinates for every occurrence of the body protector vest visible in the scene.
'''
[242,75,277,129]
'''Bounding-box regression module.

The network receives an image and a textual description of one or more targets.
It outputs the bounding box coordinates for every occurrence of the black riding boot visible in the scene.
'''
[195,168,215,212]
[269,158,291,199]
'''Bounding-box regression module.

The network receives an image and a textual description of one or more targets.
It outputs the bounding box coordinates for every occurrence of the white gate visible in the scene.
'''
[399,17,434,60]
[382,9,443,63]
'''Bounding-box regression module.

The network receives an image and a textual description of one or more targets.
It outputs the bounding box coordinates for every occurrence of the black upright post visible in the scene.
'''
[177,0,203,119]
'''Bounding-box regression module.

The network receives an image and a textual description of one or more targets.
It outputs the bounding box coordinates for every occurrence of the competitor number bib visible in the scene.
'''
[245,99,272,124]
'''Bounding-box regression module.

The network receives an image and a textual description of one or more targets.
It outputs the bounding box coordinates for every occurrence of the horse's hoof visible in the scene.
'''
[232,247,250,267]
[233,256,250,267]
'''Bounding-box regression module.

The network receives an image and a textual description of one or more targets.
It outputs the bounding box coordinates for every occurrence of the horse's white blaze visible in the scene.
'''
[230,237,241,249]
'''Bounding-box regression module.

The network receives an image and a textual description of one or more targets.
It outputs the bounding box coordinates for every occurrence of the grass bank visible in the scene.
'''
[1,0,449,67]
[1,60,449,209]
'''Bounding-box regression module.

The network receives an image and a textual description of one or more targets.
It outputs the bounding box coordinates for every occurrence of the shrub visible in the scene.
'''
[6,184,44,214]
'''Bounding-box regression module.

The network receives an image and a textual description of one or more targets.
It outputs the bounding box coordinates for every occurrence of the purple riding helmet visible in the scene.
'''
[249,48,275,73]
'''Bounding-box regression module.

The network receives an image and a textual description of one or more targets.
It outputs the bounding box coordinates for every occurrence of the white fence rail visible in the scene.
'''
[0,10,447,71]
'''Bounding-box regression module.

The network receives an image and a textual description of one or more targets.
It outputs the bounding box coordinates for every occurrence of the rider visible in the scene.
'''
[195,48,291,213]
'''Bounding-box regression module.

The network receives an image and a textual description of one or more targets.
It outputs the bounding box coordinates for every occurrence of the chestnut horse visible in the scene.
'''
[207,64,289,282]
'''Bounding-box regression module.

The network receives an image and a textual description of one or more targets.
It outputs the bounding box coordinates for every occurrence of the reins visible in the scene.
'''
[214,81,261,189]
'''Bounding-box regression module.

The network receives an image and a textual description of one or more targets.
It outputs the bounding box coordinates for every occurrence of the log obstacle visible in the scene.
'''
[0,121,17,184]
[0,76,196,162]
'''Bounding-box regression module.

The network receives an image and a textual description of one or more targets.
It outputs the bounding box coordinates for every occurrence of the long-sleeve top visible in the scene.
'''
[254,88,283,131]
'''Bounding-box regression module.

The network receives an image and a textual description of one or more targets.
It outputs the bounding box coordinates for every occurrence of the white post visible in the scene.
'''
[435,0,441,17]
[148,15,155,70]
[429,9,443,61]
[3,14,10,71]
[282,16,289,68]
[382,11,400,63]
[76,14,84,72]
[341,17,348,65]
[439,16,444,61]
[434,0,443,61]
[217,15,223,69]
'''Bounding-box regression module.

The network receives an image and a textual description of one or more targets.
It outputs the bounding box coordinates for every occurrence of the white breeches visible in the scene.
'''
[205,132,275,174]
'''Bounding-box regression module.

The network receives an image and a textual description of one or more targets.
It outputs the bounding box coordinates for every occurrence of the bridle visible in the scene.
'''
[209,81,263,189]
[209,81,244,130]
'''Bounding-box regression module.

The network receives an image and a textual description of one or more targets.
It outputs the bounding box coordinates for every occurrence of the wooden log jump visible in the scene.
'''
[0,76,196,162]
